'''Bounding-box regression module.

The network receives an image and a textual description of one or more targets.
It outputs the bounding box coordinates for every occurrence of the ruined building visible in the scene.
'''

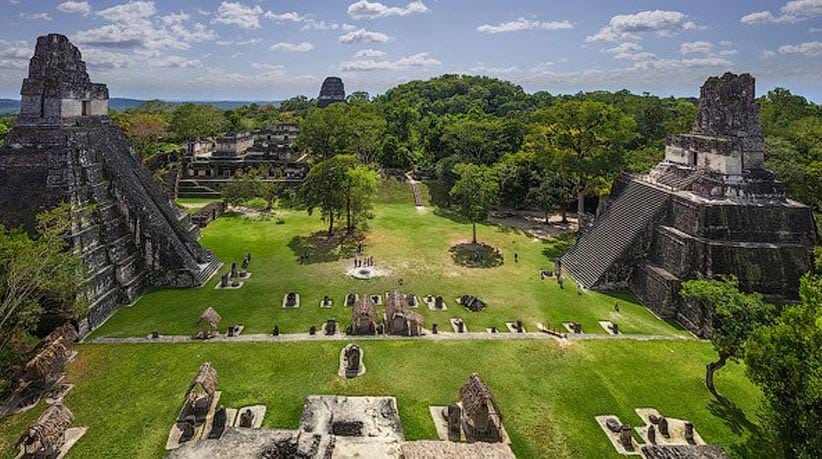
[0,34,219,334]
[562,73,817,337]
[317,76,345,108]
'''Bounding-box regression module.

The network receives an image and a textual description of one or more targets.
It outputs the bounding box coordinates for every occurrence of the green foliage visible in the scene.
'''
[0,115,14,144]
[745,274,822,458]
[681,277,775,396]
[169,103,227,141]
[300,155,376,234]
[529,100,636,214]
[450,163,499,243]
[0,204,87,352]
[765,137,821,209]
[298,102,386,164]
[221,166,282,210]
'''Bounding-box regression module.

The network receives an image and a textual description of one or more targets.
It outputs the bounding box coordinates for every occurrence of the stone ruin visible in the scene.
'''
[339,343,365,378]
[180,362,218,424]
[458,373,504,442]
[317,76,345,108]
[17,403,76,458]
[562,72,818,337]
[195,307,221,340]
[460,295,486,312]
[0,34,219,336]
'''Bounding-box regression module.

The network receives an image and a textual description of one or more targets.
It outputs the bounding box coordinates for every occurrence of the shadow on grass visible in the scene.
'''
[708,396,776,458]
[287,230,364,264]
[449,243,504,268]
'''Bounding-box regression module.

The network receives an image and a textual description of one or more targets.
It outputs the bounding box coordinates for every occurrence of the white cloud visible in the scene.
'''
[680,41,713,55]
[212,1,263,29]
[250,63,286,75]
[347,1,429,19]
[265,11,355,32]
[149,55,202,68]
[604,42,655,61]
[340,52,440,71]
[57,1,91,16]
[633,57,733,71]
[0,40,32,69]
[477,18,573,34]
[265,11,305,22]
[741,0,821,24]
[586,10,697,42]
[778,40,822,56]
[718,49,738,56]
[469,63,520,74]
[355,48,387,59]
[215,38,262,46]
[615,51,656,61]
[761,50,777,59]
[719,40,734,47]
[339,28,392,44]
[20,12,52,21]
[605,42,643,54]
[529,62,555,73]
[82,48,133,69]
[73,1,216,51]
[270,42,313,52]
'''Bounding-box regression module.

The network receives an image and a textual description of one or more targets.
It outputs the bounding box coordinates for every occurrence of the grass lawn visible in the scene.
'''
[0,340,762,458]
[92,179,685,338]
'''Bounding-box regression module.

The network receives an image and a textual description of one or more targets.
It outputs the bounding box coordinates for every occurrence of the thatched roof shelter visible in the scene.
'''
[350,296,377,335]
[23,338,71,385]
[385,290,424,336]
[460,373,502,423]
[196,307,221,330]
[187,362,218,398]
[17,403,73,455]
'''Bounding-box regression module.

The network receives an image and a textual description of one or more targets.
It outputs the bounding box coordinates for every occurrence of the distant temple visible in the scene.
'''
[179,123,308,198]
[0,34,220,335]
[562,73,818,337]
[317,76,345,108]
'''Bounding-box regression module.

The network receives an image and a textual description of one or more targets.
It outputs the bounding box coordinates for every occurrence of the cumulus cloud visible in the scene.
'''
[741,0,822,24]
[469,63,520,74]
[680,41,714,55]
[265,11,355,32]
[633,57,733,71]
[340,52,440,71]
[82,48,133,69]
[477,18,573,34]
[761,50,777,59]
[355,48,387,59]
[586,10,697,42]
[347,1,429,19]
[215,38,262,46]
[270,42,313,52]
[73,1,216,51]
[57,1,91,16]
[604,42,655,61]
[0,40,32,69]
[149,55,202,68]
[339,28,392,44]
[778,40,822,56]
[20,12,51,21]
[212,1,263,29]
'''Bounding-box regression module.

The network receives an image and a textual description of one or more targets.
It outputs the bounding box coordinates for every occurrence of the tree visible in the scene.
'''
[121,112,170,160]
[527,170,576,223]
[531,100,636,217]
[169,103,226,141]
[680,277,774,397]
[745,274,822,458]
[0,204,86,351]
[347,102,386,164]
[297,104,352,161]
[450,163,499,244]
[300,155,375,236]
[221,166,282,211]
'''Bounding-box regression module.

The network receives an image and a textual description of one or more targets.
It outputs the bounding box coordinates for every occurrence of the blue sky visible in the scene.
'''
[0,1,820,101]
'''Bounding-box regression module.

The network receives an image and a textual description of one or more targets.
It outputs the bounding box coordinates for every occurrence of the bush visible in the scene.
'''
[243,197,269,211]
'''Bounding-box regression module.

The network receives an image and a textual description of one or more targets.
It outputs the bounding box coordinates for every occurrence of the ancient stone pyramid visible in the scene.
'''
[0,34,220,335]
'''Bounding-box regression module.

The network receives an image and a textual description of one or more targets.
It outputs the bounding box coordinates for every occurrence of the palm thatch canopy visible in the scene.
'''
[460,373,502,423]
[385,290,424,335]
[385,290,404,319]
[17,403,73,454]
[23,338,70,385]
[352,297,377,322]
[187,362,218,398]
[195,307,221,330]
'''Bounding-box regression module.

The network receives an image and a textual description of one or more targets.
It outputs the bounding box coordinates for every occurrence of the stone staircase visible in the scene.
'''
[562,180,671,288]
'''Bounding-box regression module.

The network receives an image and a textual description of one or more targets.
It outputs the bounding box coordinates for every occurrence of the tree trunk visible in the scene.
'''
[346,196,352,234]
[327,212,334,238]
[706,353,729,397]
[472,223,477,244]
[577,187,585,217]
[561,208,568,224]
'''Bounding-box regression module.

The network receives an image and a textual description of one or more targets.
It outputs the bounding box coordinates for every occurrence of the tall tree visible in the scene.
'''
[0,204,86,351]
[745,274,822,458]
[450,163,499,244]
[169,103,226,141]
[342,164,378,233]
[300,155,375,236]
[297,104,352,161]
[531,100,636,216]
[680,277,774,397]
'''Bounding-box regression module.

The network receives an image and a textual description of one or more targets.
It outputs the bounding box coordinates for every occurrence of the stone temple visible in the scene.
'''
[317,76,345,108]
[562,73,818,337]
[0,34,220,335]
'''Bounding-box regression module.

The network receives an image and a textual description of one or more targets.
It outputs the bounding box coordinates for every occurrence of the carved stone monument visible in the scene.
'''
[339,343,365,378]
